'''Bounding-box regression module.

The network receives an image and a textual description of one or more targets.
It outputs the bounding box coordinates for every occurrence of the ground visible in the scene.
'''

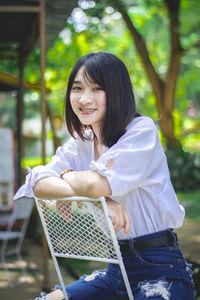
[0,218,199,300]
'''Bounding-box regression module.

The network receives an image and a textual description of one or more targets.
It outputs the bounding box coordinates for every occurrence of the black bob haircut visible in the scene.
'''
[65,52,140,148]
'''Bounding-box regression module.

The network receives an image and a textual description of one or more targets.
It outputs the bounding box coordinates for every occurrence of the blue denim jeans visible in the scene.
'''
[64,230,194,300]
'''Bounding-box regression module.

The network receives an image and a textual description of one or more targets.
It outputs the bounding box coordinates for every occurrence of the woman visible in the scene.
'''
[15,52,194,300]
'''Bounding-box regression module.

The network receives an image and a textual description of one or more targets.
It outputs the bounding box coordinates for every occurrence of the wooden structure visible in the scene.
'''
[0,0,78,289]
[0,0,77,188]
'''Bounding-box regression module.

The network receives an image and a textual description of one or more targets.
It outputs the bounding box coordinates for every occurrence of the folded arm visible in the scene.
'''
[34,171,130,235]
[33,176,76,199]
[62,170,111,198]
[33,169,111,199]
[62,172,130,235]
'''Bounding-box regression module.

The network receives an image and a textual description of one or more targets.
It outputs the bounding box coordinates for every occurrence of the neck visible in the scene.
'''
[92,125,102,144]
[94,137,103,160]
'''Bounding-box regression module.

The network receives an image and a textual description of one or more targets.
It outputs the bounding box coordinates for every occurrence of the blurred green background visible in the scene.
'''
[0,0,200,297]
[1,0,199,196]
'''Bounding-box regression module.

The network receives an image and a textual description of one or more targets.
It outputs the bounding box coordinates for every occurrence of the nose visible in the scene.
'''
[79,89,93,105]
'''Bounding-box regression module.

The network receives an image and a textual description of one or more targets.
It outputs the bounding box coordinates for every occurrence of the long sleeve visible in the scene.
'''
[14,137,78,199]
[90,117,165,197]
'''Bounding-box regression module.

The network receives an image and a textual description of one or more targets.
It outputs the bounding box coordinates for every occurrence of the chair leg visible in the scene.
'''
[0,250,28,287]
[1,254,15,287]
[16,251,27,277]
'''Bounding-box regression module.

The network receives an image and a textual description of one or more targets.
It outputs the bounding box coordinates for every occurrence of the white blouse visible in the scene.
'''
[14,116,185,239]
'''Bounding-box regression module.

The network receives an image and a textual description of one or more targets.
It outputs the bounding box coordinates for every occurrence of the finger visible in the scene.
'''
[124,212,131,236]
[110,215,117,231]
[110,215,120,233]
[113,214,124,234]
[117,212,125,233]
[113,222,118,233]
[114,222,121,233]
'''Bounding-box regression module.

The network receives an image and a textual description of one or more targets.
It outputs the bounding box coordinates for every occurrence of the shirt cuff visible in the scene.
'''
[14,165,59,200]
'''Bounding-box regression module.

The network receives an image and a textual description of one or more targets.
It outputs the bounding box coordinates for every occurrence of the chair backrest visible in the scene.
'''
[12,197,34,221]
[0,197,34,255]
[6,197,34,231]
[35,196,134,300]
[36,197,118,262]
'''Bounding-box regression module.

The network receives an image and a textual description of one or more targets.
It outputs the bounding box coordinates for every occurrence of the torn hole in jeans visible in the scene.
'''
[80,270,107,282]
[138,278,172,300]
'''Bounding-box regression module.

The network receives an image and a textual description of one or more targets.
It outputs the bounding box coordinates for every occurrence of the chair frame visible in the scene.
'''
[35,196,134,300]
[0,197,34,286]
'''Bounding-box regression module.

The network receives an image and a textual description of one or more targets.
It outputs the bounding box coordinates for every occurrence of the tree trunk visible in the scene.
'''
[114,0,184,145]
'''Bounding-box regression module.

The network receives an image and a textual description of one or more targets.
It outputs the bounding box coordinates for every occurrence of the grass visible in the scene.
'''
[177,189,200,222]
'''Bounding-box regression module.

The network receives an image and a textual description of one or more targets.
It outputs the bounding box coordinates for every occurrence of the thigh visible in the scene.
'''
[120,246,194,300]
[134,278,194,300]
[65,270,120,300]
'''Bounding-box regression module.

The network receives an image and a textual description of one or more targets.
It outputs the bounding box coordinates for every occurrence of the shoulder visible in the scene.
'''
[108,116,160,152]
[127,116,157,131]
[122,116,158,142]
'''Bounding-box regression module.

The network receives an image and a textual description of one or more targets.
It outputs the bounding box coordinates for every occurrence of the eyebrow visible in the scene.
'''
[72,80,81,84]
[72,79,98,85]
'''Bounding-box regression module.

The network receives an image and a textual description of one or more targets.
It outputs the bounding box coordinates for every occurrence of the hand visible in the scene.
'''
[106,197,131,236]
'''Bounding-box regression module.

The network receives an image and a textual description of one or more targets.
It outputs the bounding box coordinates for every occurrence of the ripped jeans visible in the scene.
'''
[64,230,194,300]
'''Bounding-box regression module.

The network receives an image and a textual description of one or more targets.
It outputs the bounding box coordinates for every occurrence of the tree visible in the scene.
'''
[11,0,199,151]
[79,0,200,146]
[118,0,183,145]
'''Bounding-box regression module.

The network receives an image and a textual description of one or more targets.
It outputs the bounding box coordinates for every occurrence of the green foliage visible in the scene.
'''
[166,146,200,192]
[24,47,41,83]
[76,0,200,151]
[0,93,16,129]
[59,257,107,280]
[185,259,200,300]
[177,189,200,221]
[0,56,19,76]
[21,156,51,169]
[1,0,200,154]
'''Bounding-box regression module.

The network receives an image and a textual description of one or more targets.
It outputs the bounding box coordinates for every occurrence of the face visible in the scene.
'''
[70,66,107,134]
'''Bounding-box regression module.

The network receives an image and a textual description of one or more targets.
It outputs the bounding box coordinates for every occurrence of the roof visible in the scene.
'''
[46,0,77,49]
[0,0,78,91]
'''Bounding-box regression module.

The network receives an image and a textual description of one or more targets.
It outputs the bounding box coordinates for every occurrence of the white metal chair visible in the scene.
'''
[35,196,134,300]
[0,197,34,286]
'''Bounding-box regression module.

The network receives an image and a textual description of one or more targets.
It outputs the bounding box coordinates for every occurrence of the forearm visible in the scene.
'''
[62,170,111,198]
[33,176,76,199]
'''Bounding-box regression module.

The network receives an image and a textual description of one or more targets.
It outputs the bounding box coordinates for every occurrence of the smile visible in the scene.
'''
[79,108,97,113]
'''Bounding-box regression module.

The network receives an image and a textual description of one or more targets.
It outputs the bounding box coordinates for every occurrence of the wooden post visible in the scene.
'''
[39,0,50,290]
[16,54,25,189]
[40,0,46,165]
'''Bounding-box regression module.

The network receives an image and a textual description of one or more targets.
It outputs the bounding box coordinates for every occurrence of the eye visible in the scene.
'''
[93,86,102,91]
[72,86,82,91]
